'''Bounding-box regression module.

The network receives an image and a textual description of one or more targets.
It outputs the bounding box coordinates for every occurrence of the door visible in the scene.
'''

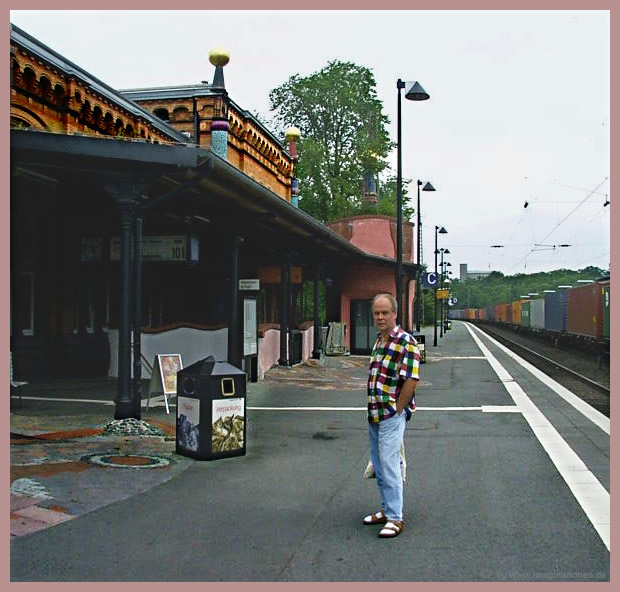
[351,299,376,355]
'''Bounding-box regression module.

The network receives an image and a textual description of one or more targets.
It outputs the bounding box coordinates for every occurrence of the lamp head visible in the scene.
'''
[405,81,430,101]
[438,227,447,234]
[423,181,436,192]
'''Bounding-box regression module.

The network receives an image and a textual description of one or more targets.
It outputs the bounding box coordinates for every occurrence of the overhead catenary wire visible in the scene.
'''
[507,177,609,272]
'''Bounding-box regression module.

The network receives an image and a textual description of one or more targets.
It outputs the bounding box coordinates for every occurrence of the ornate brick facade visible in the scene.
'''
[123,90,294,201]
[10,38,182,144]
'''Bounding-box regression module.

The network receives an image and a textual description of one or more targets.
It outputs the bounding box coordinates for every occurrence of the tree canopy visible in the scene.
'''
[269,60,411,222]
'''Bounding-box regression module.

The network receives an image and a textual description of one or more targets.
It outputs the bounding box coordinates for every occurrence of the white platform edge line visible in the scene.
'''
[467,322,609,435]
[464,322,610,551]
[15,397,522,414]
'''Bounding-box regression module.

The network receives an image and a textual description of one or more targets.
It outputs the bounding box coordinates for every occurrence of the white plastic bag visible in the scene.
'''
[363,442,407,482]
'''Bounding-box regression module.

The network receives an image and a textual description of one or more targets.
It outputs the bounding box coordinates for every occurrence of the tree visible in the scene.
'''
[269,61,394,222]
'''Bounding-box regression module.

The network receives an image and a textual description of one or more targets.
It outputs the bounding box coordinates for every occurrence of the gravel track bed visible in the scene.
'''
[474,323,610,417]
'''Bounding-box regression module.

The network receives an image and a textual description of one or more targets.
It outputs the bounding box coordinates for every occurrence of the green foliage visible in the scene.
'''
[269,60,394,223]
[375,176,415,221]
[447,266,607,311]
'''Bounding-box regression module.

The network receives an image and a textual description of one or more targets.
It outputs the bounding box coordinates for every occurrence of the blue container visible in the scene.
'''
[544,290,568,332]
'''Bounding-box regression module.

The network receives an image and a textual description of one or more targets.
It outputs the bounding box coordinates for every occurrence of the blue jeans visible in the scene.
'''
[368,412,407,522]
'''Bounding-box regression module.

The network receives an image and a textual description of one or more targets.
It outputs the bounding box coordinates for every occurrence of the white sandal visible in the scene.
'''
[363,510,387,525]
[378,520,404,538]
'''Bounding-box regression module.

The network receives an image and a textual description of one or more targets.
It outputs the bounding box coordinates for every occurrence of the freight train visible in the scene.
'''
[449,277,610,349]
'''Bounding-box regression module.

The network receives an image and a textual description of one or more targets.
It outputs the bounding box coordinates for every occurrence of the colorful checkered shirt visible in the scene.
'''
[367,325,420,423]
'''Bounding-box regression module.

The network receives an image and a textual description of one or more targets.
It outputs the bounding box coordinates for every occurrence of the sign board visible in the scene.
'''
[110,236,199,263]
[146,354,183,414]
[239,279,260,291]
[436,289,450,300]
[243,298,258,356]
[448,297,458,306]
[422,272,438,288]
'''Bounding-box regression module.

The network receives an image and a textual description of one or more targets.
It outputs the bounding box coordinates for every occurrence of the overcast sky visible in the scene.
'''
[10,9,611,278]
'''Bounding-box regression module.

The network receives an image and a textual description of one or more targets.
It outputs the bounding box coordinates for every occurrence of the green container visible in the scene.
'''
[603,285,610,339]
[521,301,531,327]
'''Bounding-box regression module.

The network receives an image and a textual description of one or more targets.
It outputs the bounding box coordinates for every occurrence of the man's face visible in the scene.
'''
[372,297,397,334]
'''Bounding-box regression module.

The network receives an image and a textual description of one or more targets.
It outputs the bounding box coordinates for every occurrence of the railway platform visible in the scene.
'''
[9,321,610,581]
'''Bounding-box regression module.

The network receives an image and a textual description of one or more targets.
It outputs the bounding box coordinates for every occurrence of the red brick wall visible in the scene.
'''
[328,215,415,262]
[339,264,416,348]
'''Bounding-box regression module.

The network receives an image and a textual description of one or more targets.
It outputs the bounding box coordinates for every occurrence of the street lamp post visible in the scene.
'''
[415,180,435,332]
[396,79,429,325]
[443,261,452,331]
[434,225,447,346]
[440,248,450,337]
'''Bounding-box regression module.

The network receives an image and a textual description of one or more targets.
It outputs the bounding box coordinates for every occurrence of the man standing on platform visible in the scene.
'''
[363,293,420,538]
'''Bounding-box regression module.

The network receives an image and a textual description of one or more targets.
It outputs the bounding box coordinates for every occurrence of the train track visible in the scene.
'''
[473,323,610,418]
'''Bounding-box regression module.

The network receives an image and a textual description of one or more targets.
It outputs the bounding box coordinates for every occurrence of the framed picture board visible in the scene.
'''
[146,354,183,414]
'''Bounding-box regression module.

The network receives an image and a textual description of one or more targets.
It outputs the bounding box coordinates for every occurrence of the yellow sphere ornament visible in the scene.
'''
[209,48,230,67]
[285,127,301,142]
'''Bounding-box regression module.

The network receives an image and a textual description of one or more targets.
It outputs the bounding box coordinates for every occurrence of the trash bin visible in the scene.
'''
[175,355,247,461]
[408,331,426,364]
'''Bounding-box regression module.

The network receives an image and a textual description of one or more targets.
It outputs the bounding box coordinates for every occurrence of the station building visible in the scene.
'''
[10,24,420,418]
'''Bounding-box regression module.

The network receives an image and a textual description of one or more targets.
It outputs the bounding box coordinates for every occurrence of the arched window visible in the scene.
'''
[22,67,36,91]
[104,112,114,134]
[92,106,103,129]
[80,100,92,123]
[124,124,134,137]
[11,116,31,129]
[53,84,66,107]
[38,75,52,100]
[153,107,170,121]
[172,106,190,122]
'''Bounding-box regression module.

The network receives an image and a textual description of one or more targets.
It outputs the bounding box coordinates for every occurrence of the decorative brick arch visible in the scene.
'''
[10,104,49,130]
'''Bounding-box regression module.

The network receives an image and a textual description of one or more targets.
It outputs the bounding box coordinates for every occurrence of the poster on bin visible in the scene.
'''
[177,397,200,452]
[212,399,244,452]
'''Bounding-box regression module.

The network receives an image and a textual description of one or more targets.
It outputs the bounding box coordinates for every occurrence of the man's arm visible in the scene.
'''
[396,378,418,415]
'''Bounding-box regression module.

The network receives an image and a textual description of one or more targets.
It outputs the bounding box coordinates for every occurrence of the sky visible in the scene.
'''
[9,8,611,279]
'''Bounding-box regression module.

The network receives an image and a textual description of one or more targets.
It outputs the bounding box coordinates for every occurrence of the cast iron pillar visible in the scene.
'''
[116,197,136,419]
[279,259,290,366]
[105,183,144,420]
[132,213,143,419]
[312,264,322,359]
[228,234,242,368]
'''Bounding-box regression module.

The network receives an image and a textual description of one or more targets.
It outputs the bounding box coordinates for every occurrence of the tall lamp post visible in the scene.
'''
[439,248,450,337]
[396,78,429,325]
[440,248,450,337]
[434,225,447,346]
[415,180,436,332]
[443,263,452,330]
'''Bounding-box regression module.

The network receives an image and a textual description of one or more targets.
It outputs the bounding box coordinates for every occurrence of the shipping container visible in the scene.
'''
[496,303,510,323]
[602,283,610,339]
[511,300,525,325]
[599,280,611,339]
[521,301,531,327]
[566,283,604,339]
[545,290,568,332]
[530,299,545,329]
[486,304,495,321]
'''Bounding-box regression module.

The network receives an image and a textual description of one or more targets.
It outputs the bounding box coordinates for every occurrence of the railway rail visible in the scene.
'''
[472,322,610,418]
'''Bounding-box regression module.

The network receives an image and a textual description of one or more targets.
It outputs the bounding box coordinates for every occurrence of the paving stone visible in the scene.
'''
[14,505,73,526]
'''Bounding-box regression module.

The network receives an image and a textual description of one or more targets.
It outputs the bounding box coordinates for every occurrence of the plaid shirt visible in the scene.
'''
[367,325,420,423]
